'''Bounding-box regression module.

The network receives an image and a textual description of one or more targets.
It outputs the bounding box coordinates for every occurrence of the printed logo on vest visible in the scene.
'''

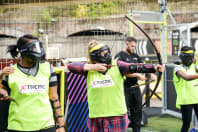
[91,78,114,88]
[19,84,46,93]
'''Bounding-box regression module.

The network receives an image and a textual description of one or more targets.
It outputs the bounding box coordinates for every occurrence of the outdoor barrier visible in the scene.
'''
[55,68,65,116]
[66,72,89,132]
[163,64,181,117]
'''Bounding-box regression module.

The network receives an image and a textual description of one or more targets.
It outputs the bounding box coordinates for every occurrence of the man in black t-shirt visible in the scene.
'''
[115,37,146,132]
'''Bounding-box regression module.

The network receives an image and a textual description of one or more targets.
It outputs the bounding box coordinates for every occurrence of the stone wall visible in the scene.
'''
[1,12,198,59]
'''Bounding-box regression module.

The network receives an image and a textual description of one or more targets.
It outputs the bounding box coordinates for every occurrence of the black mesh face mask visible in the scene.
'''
[179,51,194,67]
[89,45,112,65]
[19,40,44,61]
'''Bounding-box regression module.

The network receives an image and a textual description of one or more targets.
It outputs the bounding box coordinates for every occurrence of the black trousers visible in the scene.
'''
[0,101,10,132]
[125,84,142,132]
[180,104,198,132]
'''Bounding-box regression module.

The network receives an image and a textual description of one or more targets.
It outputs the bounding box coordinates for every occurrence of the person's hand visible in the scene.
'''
[92,64,107,73]
[84,63,107,73]
[150,74,157,80]
[56,127,65,132]
[0,67,15,78]
[155,64,165,72]
[0,89,8,101]
[137,74,147,81]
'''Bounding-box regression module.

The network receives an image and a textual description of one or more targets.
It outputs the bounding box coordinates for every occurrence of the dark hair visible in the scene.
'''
[181,46,194,52]
[7,34,39,58]
[126,37,137,43]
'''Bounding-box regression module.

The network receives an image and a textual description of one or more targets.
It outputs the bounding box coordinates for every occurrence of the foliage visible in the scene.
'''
[0,0,197,23]
[0,7,19,14]
[0,8,3,14]
[0,0,196,19]
[40,9,52,23]
[35,9,52,29]
[69,1,124,18]
[32,31,40,38]
[76,4,87,18]
[0,0,192,4]
[167,0,188,2]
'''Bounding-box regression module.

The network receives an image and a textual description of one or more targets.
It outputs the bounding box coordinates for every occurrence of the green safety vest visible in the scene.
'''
[173,64,198,109]
[86,60,127,118]
[8,62,55,131]
[195,52,198,71]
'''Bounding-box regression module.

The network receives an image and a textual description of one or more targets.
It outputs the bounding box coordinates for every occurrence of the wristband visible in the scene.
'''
[54,105,61,110]
[56,125,65,129]
[51,99,59,103]
[56,115,63,118]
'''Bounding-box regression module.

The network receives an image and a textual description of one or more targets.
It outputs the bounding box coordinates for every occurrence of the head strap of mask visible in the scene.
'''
[19,40,44,61]
[179,49,194,66]
[89,44,112,65]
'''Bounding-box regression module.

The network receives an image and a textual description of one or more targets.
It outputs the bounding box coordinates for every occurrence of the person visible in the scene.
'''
[0,34,65,132]
[190,110,198,132]
[190,51,198,132]
[0,66,15,83]
[0,66,15,132]
[173,46,198,132]
[115,37,156,132]
[67,40,164,132]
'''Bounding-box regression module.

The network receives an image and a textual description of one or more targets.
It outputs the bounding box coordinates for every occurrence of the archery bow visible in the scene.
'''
[125,15,163,112]
[130,79,155,89]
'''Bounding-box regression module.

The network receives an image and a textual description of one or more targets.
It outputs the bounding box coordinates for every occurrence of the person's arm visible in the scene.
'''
[49,86,65,132]
[149,73,157,80]
[126,73,147,81]
[0,67,14,83]
[0,67,14,100]
[68,62,108,74]
[124,54,148,80]
[83,63,108,73]
[0,87,8,101]
[137,56,158,80]
[117,60,163,75]
[67,62,86,74]
[126,64,157,81]
[49,65,65,132]
[176,70,198,81]
[0,77,9,101]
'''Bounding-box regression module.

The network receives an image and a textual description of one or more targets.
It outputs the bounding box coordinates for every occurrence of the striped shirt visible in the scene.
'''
[68,60,156,75]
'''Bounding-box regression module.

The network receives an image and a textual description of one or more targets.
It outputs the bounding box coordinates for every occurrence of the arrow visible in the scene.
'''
[130,80,155,88]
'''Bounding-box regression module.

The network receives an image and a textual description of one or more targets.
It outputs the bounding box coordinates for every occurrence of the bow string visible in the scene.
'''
[125,15,163,112]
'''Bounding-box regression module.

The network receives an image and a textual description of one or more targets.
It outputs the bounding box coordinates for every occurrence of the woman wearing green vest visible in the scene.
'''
[173,46,198,132]
[0,35,65,132]
[68,40,164,132]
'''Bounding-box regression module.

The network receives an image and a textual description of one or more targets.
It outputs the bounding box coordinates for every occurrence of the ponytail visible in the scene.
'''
[7,34,39,59]
[7,45,19,58]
